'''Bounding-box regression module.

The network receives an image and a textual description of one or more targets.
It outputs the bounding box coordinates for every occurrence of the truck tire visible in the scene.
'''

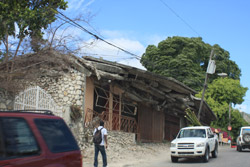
[212,143,218,158]
[243,133,250,143]
[237,145,242,152]
[202,147,210,162]
[171,156,178,163]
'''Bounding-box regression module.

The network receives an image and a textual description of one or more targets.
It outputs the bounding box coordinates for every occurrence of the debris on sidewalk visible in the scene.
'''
[82,142,170,167]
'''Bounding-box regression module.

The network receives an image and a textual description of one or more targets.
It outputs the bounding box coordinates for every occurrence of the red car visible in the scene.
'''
[0,110,82,167]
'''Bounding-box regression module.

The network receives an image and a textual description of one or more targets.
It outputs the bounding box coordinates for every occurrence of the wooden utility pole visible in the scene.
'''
[197,49,214,121]
[228,103,231,137]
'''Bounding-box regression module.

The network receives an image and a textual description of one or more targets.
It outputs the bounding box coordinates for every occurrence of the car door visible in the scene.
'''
[0,117,46,167]
[207,128,215,151]
[34,118,82,167]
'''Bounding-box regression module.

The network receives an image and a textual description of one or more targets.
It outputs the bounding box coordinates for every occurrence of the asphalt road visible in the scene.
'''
[134,146,250,167]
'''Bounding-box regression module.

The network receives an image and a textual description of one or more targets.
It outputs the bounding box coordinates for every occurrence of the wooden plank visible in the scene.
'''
[119,92,122,131]
[109,85,113,130]
[152,111,164,142]
[138,104,165,142]
[164,114,180,141]
[138,104,153,142]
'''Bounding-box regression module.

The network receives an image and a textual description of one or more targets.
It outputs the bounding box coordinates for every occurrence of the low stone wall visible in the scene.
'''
[82,130,136,160]
[109,131,136,146]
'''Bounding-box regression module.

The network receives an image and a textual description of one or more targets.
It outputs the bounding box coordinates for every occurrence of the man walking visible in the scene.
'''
[93,120,108,167]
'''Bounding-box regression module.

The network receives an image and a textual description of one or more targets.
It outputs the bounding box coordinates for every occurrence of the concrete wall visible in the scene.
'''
[84,77,94,115]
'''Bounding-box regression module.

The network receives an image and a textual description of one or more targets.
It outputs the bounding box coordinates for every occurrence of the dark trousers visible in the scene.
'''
[94,145,107,167]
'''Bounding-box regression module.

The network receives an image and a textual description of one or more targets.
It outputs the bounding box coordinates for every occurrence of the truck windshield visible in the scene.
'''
[242,129,250,134]
[177,129,206,138]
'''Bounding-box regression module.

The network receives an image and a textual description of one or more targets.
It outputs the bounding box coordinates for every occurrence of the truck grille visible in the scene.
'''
[177,143,194,149]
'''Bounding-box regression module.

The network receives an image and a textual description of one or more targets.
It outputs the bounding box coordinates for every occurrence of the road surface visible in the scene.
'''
[130,146,250,167]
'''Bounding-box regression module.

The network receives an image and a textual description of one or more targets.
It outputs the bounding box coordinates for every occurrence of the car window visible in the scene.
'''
[34,119,79,153]
[0,117,40,160]
[177,129,206,138]
[242,128,250,134]
[208,128,212,135]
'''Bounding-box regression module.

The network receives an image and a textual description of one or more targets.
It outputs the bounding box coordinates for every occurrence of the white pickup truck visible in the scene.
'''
[170,126,218,163]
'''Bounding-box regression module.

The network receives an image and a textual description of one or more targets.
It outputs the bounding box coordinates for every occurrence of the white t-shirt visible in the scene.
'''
[93,126,108,146]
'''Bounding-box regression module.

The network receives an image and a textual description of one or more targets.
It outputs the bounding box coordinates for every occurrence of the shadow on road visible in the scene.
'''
[238,150,250,153]
[176,157,217,164]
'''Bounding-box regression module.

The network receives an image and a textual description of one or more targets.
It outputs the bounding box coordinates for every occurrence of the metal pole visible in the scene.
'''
[229,103,231,127]
[197,49,214,121]
[229,103,231,137]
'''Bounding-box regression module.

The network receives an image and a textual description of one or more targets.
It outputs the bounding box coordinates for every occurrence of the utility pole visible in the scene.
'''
[228,103,231,137]
[197,49,215,121]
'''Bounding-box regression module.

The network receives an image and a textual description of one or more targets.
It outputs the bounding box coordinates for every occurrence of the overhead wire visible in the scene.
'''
[160,0,201,37]
[56,11,141,60]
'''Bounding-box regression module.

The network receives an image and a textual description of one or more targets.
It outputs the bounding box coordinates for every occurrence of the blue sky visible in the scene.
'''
[63,0,250,113]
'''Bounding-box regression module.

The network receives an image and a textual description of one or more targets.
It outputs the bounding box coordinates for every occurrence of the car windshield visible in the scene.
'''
[177,129,206,138]
[242,128,250,134]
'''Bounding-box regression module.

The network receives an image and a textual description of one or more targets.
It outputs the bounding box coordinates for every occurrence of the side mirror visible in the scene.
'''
[209,134,214,138]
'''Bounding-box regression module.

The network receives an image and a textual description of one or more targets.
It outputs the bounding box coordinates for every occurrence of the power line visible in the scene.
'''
[56,11,141,60]
[160,0,201,37]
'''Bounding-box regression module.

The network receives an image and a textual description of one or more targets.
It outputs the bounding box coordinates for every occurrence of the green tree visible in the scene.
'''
[203,78,247,105]
[0,0,67,70]
[196,78,248,139]
[141,36,241,91]
[230,109,248,140]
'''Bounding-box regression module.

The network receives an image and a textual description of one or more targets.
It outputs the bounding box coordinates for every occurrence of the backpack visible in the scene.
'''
[93,128,103,145]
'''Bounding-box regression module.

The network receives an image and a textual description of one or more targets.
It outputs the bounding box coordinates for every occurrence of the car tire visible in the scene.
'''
[171,156,178,163]
[202,147,210,162]
[237,145,242,152]
[243,133,250,143]
[212,143,218,158]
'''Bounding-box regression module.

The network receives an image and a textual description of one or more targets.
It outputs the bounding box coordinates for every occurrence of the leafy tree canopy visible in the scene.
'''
[201,78,248,105]
[140,36,241,91]
[0,0,68,53]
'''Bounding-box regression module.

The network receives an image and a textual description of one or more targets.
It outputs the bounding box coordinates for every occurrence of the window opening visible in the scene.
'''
[122,101,137,116]
[94,86,109,114]
[91,85,138,133]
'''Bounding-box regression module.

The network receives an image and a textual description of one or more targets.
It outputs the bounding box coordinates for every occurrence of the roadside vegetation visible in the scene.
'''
[142,36,249,140]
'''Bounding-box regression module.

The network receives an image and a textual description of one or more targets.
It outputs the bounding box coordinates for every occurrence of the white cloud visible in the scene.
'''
[64,29,168,70]
[80,37,146,70]
[118,58,146,70]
